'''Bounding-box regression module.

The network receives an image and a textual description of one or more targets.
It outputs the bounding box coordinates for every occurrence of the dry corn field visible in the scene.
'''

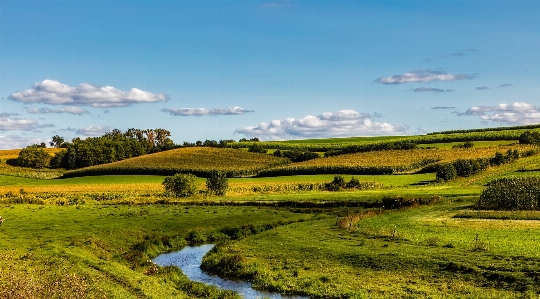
[288,144,537,169]
[65,147,288,177]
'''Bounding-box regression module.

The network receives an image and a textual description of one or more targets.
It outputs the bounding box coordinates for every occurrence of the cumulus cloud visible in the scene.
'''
[0,135,49,150]
[475,86,489,90]
[9,79,169,108]
[457,102,540,125]
[235,110,409,140]
[412,87,454,92]
[76,125,110,137]
[25,106,90,115]
[161,106,254,116]
[431,106,456,109]
[375,69,473,85]
[0,117,40,131]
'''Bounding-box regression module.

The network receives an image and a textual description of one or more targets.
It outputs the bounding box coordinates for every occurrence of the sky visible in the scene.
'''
[1,0,540,149]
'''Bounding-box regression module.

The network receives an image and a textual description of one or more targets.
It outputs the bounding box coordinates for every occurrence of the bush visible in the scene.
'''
[247,143,267,154]
[452,141,474,149]
[17,145,52,168]
[325,175,346,191]
[282,150,319,162]
[206,170,228,196]
[162,173,198,197]
[345,176,362,189]
[436,163,457,182]
[478,177,540,210]
[453,159,475,177]
[519,130,540,145]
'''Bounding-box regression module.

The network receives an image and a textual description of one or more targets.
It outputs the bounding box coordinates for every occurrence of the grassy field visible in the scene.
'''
[203,199,540,298]
[2,133,540,298]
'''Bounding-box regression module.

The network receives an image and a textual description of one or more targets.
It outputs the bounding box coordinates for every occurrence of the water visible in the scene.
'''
[153,244,309,299]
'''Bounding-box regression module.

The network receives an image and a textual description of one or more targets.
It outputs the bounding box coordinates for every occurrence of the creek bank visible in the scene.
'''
[153,244,309,299]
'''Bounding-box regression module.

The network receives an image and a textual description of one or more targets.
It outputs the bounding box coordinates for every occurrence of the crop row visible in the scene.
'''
[229,130,528,153]
[258,145,537,176]
[63,147,288,178]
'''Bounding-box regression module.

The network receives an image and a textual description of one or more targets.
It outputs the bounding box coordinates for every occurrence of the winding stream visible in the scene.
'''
[153,244,309,299]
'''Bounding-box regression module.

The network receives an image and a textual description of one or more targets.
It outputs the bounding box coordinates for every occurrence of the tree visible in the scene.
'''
[50,135,66,148]
[206,170,228,196]
[17,145,52,168]
[162,173,198,197]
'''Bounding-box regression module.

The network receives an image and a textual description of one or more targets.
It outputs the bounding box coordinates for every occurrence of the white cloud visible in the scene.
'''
[0,135,49,150]
[9,80,169,108]
[162,106,254,116]
[458,102,540,125]
[375,69,473,85]
[235,110,409,140]
[475,86,489,90]
[25,106,90,115]
[76,125,110,137]
[0,117,40,131]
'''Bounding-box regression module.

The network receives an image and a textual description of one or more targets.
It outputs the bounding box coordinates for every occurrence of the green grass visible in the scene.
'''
[203,199,540,298]
[0,204,311,298]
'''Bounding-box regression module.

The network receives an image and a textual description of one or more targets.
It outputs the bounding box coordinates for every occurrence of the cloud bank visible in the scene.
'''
[0,116,53,131]
[235,110,408,140]
[26,106,90,115]
[375,69,473,85]
[0,135,48,150]
[162,106,254,116]
[9,80,169,108]
[76,125,110,137]
[457,102,540,125]
[431,106,456,110]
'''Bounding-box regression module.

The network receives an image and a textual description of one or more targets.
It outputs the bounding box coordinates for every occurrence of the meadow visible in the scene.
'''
[2,129,540,298]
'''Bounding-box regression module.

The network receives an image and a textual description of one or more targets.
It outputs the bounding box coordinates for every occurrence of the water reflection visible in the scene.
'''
[153,244,309,299]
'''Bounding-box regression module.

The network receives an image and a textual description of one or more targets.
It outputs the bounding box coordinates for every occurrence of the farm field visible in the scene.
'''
[2,132,540,298]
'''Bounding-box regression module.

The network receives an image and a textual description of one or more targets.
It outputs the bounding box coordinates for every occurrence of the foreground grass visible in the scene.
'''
[203,199,540,298]
[0,204,312,298]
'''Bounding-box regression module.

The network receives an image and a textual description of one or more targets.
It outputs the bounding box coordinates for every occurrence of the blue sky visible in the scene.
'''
[1,0,540,149]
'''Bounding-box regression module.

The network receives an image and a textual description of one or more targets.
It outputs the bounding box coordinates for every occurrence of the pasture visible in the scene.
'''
[2,132,540,298]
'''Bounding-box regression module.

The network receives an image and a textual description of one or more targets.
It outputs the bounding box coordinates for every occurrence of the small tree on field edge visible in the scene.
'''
[206,170,228,196]
[163,173,198,197]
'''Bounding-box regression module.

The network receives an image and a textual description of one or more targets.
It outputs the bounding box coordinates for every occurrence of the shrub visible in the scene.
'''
[345,176,362,189]
[478,177,540,210]
[325,175,346,191]
[436,163,457,182]
[519,130,540,145]
[17,145,52,168]
[206,170,228,196]
[452,141,474,149]
[162,173,198,197]
[453,159,475,177]
[247,143,267,154]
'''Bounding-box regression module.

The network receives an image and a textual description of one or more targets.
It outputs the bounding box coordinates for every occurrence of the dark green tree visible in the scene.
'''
[17,145,51,168]
[163,173,198,197]
[206,170,228,196]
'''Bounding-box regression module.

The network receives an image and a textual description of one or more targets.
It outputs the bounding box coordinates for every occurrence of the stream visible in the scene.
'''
[153,244,309,299]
